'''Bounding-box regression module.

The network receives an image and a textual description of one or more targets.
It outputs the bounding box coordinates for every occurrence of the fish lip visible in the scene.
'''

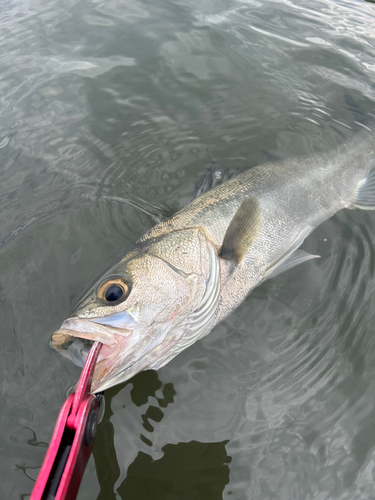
[51,315,135,349]
[90,312,138,330]
[51,314,138,386]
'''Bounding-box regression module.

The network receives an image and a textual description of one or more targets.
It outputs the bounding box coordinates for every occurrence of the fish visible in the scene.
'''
[51,131,375,393]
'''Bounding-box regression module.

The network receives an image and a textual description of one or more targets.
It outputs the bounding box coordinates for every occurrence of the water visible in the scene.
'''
[1,0,375,498]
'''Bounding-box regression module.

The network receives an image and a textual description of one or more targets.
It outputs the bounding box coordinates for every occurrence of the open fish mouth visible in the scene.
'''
[51,333,94,368]
[51,313,136,378]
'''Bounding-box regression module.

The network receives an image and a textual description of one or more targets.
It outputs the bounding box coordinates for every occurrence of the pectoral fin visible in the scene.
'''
[220,197,261,265]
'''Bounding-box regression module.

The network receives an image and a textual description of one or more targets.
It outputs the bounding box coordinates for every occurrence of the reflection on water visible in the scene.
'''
[1,0,375,498]
[93,372,230,500]
[118,441,231,500]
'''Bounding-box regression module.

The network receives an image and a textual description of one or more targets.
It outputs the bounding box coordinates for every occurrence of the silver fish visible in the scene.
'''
[52,132,375,393]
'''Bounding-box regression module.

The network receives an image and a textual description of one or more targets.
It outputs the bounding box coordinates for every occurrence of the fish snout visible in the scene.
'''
[55,313,135,341]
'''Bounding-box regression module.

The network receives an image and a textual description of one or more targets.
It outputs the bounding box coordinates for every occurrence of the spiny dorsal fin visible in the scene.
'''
[184,164,248,206]
[220,196,261,265]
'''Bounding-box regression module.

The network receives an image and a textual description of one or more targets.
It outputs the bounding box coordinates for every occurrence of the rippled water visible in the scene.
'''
[1,0,375,498]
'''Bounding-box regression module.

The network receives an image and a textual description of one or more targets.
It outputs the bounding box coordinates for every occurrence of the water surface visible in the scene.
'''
[1,0,375,498]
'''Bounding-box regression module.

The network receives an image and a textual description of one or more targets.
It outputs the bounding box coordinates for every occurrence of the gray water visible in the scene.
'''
[1,0,375,498]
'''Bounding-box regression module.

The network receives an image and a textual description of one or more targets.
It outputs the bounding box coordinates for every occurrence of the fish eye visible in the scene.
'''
[98,278,130,304]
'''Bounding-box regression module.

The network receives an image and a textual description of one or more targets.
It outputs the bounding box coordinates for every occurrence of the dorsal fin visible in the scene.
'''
[219,197,261,265]
[184,164,248,206]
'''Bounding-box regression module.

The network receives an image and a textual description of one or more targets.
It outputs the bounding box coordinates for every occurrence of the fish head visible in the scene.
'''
[51,228,220,392]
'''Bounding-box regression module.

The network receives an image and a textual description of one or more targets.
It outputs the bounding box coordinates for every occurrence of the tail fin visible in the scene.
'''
[354,167,375,210]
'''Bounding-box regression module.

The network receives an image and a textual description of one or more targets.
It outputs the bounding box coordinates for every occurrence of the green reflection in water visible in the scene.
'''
[118,441,231,500]
[92,370,231,499]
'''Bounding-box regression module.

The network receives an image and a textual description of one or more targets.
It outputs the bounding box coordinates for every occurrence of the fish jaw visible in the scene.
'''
[51,314,136,371]
[51,313,170,392]
[89,325,169,392]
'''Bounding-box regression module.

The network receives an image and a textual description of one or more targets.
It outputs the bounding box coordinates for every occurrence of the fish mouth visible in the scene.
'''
[51,313,136,391]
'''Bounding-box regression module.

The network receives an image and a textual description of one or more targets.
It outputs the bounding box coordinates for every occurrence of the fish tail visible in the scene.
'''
[353,164,375,210]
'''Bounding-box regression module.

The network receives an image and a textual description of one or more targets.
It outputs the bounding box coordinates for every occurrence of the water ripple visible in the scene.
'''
[2,0,375,498]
